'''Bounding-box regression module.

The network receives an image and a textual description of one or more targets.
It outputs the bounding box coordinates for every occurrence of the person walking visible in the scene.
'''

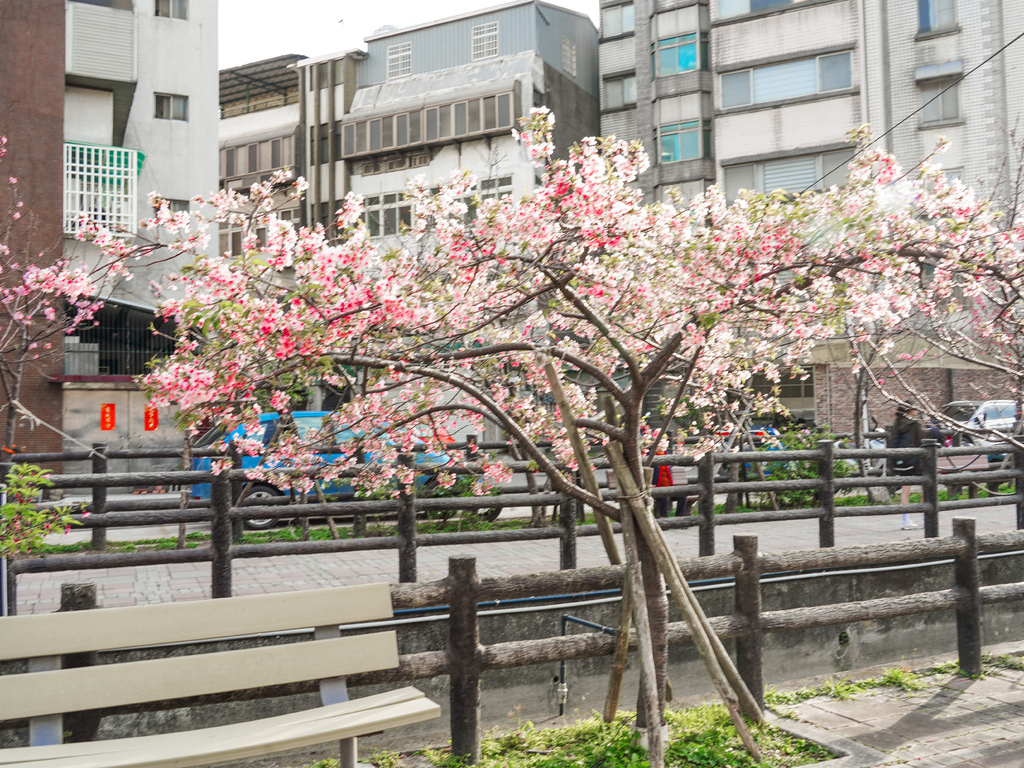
[889,404,923,529]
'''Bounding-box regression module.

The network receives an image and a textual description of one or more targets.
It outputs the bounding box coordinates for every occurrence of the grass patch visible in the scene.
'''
[348,707,831,768]
[765,666,928,707]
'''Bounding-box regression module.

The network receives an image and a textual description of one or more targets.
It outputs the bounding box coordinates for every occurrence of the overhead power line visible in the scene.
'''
[801,27,1024,193]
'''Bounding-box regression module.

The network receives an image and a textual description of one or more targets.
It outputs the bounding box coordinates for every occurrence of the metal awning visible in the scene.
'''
[220,55,305,107]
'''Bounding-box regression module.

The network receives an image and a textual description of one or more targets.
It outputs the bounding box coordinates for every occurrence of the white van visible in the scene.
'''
[942,400,1018,444]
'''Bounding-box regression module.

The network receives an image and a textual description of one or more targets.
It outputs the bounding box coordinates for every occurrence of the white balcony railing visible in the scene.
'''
[63,143,139,235]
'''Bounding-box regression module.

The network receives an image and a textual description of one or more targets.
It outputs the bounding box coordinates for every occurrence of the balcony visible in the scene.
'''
[63,143,140,235]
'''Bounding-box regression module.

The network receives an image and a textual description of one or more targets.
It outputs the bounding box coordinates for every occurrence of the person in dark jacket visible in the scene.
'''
[889,404,923,529]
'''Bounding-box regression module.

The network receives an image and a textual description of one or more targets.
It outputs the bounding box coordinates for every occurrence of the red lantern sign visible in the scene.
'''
[100,403,116,431]
[144,406,159,431]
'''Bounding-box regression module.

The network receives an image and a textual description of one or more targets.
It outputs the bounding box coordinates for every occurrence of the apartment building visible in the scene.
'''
[0,0,217,456]
[598,0,1024,428]
[301,0,599,234]
[218,54,304,255]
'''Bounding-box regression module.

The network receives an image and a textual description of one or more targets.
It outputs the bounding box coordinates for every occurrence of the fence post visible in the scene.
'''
[3,557,14,616]
[59,583,101,742]
[447,555,481,764]
[952,517,981,676]
[91,443,107,551]
[733,534,763,709]
[397,455,417,583]
[228,444,244,543]
[922,440,940,538]
[698,452,716,557]
[559,497,577,570]
[210,471,233,598]
[1015,447,1024,530]
[817,440,835,548]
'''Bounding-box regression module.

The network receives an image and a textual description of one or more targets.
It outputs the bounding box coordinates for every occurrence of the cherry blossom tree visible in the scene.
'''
[121,114,1016,760]
[843,139,1024,447]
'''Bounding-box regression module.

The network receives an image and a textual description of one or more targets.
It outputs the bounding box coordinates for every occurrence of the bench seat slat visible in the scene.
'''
[0,687,440,768]
[0,583,393,662]
[0,633,399,721]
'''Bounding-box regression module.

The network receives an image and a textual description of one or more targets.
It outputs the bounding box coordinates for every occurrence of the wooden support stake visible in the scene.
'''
[606,443,762,761]
[603,584,633,722]
[541,359,621,564]
[618,498,665,768]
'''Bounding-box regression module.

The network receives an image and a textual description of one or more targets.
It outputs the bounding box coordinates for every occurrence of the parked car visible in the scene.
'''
[191,412,453,529]
[942,400,1018,445]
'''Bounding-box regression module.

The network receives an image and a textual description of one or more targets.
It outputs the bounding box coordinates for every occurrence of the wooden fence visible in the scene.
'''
[18,522,1024,762]
[3,439,1023,614]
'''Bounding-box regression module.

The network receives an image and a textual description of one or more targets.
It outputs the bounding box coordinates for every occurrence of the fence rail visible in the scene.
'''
[4,439,1024,613]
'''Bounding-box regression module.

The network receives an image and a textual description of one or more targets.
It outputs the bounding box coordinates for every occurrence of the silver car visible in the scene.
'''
[942,400,1018,444]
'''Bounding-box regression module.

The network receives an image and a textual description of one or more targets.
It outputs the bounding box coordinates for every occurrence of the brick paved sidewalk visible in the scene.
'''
[782,663,1024,767]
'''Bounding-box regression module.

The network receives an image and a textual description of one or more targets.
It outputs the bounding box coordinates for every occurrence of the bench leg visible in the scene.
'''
[340,736,358,768]
[28,655,63,746]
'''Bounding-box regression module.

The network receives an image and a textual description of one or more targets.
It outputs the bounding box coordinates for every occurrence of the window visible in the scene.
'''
[222,147,235,177]
[657,94,712,164]
[721,52,851,108]
[752,371,813,399]
[167,199,190,214]
[318,62,329,89]
[155,93,188,120]
[365,193,412,237]
[718,0,791,18]
[605,74,637,109]
[340,94,513,157]
[660,121,711,162]
[562,36,577,77]
[319,124,329,160]
[472,22,499,60]
[479,176,513,201]
[603,3,635,36]
[155,0,186,19]
[919,0,955,32]
[654,7,708,76]
[921,81,959,123]
[722,149,854,199]
[387,42,412,79]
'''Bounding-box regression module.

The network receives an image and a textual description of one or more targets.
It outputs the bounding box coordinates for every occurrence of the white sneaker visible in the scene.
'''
[902,522,919,530]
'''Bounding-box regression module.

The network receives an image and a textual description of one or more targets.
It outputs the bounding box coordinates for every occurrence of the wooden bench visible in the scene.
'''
[0,582,440,768]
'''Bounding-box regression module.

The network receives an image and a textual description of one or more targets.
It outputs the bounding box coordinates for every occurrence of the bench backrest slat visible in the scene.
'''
[0,632,399,721]
[0,583,393,661]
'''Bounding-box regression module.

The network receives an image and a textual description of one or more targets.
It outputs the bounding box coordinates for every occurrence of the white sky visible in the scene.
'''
[219,0,601,70]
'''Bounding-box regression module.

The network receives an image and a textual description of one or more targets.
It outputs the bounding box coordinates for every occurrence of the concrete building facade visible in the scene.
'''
[0,0,217,457]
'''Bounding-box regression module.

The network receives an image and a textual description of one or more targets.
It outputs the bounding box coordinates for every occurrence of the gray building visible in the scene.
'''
[598,0,1023,204]
[297,0,600,234]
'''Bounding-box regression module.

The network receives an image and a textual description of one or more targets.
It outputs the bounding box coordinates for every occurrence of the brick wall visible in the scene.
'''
[814,363,1013,433]
[0,0,66,453]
